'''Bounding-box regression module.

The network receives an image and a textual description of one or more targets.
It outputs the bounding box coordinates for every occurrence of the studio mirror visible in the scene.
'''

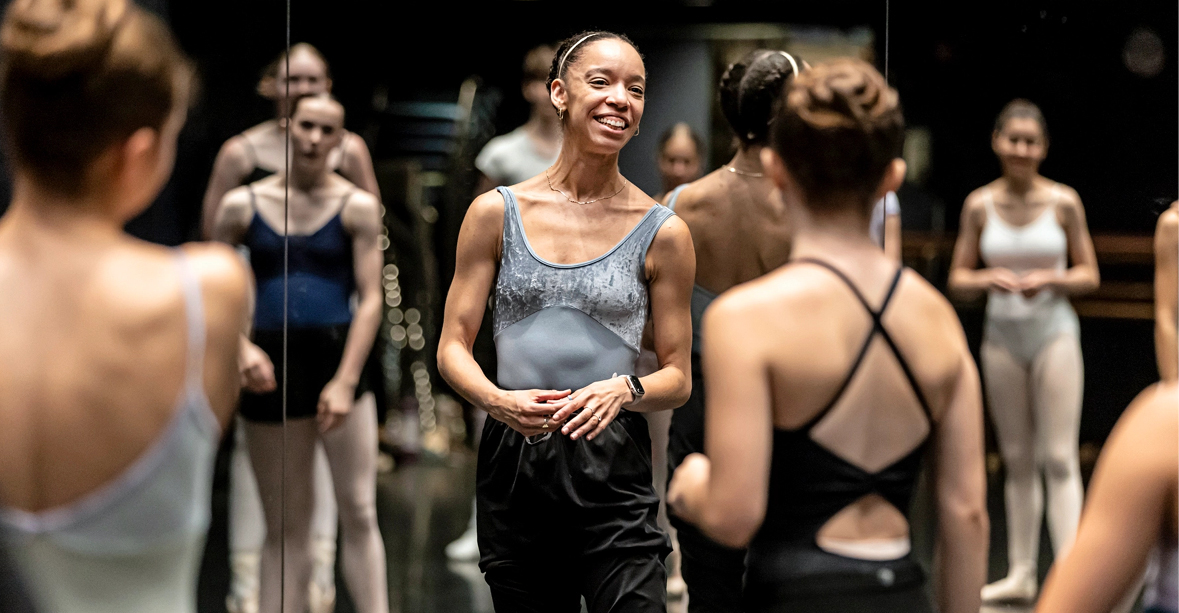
[889,4,1176,612]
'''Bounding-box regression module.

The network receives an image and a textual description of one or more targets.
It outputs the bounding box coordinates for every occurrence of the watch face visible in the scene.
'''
[628,375,645,396]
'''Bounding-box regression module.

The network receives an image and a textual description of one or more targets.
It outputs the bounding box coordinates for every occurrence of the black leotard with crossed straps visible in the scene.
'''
[744,258,935,613]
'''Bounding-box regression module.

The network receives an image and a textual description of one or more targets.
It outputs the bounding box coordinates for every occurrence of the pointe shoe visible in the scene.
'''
[308,538,337,613]
[226,551,260,613]
[445,526,481,561]
[981,573,1037,603]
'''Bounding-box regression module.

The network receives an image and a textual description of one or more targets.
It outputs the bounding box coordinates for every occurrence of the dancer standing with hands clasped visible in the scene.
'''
[438,30,694,611]
[669,58,988,613]
[948,99,1099,603]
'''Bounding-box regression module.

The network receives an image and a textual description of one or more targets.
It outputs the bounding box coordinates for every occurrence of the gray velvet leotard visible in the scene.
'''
[492,186,675,391]
[476,187,675,589]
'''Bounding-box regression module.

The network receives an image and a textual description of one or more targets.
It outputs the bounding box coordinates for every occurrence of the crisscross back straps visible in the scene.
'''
[790,258,934,431]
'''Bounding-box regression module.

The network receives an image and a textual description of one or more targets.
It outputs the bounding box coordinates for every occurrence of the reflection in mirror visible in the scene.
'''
[268,4,916,613]
[890,4,1176,612]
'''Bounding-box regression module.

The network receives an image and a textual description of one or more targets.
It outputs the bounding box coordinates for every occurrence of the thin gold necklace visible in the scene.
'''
[546,169,628,205]
[724,165,765,178]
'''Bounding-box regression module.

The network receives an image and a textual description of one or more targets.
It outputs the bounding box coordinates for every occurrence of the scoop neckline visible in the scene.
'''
[501,186,661,269]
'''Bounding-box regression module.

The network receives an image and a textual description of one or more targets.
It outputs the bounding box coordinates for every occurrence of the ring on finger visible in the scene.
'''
[542,416,549,430]
[594,413,603,424]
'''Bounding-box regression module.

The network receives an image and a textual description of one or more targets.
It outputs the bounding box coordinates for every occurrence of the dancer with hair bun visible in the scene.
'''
[438,30,694,611]
[663,48,801,613]
[670,58,988,613]
[948,99,1099,603]
[0,2,250,612]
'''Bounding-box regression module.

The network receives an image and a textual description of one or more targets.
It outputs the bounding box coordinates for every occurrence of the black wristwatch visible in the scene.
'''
[623,375,645,401]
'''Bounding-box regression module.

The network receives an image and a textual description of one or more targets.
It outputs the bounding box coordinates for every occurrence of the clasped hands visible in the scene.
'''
[989,268,1061,298]
[494,376,635,441]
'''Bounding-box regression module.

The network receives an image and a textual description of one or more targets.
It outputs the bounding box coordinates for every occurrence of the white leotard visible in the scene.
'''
[979,184,1079,362]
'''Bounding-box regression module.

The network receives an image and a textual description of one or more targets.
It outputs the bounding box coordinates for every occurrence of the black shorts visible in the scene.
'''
[476,410,671,611]
[238,324,369,423]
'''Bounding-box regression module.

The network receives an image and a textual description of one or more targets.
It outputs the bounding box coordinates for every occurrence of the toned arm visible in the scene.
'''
[180,242,252,430]
[668,289,773,548]
[437,192,571,436]
[1052,188,1100,296]
[317,191,383,431]
[932,333,989,613]
[1155,207,1177,381]
[201,137,252,240]
[339,133,381,199]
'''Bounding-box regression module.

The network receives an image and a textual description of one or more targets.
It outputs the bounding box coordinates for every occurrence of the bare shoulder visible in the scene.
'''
[962,186,991,219]
[179,242,250,302]
[1159,204,1179,233]
[467,188,508,225]
[648,211,692,254]
[341,131,373,161]
[219,185,253,214]
[1120,383,1179,441]
[341,188,381,228]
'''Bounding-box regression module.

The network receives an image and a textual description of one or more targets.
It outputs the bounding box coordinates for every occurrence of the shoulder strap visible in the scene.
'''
[638,204,676,268]
[666,183,689,212]
[495,186,522,253]
[789,258,934,429]
[173,252,207,400]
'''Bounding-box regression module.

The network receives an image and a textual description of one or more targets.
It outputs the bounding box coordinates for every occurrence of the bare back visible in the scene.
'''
[668,167,792,294]
[705,248,977,545]
[0,223,245,513]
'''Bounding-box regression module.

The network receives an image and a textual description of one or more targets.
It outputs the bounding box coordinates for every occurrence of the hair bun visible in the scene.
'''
[790,58,896,132]
[1,0,128,78]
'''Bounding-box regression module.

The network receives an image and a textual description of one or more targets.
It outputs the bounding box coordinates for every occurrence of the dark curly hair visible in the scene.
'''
[770,58,904,210]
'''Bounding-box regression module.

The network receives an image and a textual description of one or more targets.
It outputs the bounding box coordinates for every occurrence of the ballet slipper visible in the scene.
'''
[225,551,260,613]
[980,572,1037,603]
[308,537,337,613]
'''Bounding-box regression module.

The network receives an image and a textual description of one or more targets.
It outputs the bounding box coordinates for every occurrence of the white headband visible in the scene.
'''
[779,51,800,76]
[557,34,596,79]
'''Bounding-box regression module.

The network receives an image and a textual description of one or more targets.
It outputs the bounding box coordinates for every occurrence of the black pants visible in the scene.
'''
[668,352,747,612]
[484,551,666,613]
[477,411,670,612]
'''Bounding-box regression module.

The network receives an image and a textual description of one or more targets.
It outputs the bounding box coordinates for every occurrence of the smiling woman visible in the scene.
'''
[437,30,696,612]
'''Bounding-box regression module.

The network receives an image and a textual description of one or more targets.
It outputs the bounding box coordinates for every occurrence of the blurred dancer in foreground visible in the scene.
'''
[1035,382,1178,613]
[0,1,249,611]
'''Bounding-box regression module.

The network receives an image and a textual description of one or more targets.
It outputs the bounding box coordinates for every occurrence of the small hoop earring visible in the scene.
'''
[556,108,565,120]
[634,124,640,136]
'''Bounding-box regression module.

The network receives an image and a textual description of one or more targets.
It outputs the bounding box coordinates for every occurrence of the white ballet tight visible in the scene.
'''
[244,393,389,613]
[229,419,338,554]
[982,333,1084,582]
